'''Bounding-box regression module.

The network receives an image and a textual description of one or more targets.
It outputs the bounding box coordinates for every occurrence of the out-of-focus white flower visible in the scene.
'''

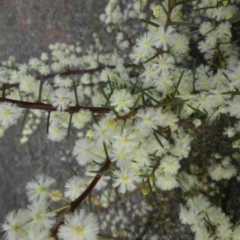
[0,102,22,128]
[26,175,56,202]
[64,176,91,201]
[2,209,30,240]
[110,89,135,115]
[58,210,99,240]
[51,88,71,111]
[113,167,138,193]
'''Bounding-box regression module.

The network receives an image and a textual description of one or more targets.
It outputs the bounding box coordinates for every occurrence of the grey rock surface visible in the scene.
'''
[0,0,106,225]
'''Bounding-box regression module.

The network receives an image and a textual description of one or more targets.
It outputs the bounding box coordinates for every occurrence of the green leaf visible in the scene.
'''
[222,72,229,80]
[91,16,101,33]
[129,79,139,94]
[90,168,112,176]
[103,142,109,159]
[1,83,5,98]
[17,88,23,101]
[134,86,155,94]
[143,53,159,64]
[129,92,142,116]
[170,21,199,28]
[72,79,79,106]
[38,77,44,102]
[158,0,168,15]
[173,70,184,98]
[160,99,188,107]
[20,109,29,131]
[140,19,159,28]
[222,91,239,95]
[67,113,73,140]
[192,59,196,91]
[67,165,78,176]
[46,111,51,134]
[153,132,164,148]
[168,0,171,13]
[91,112,99,124]
[143,92,160,104]
[176,0,197,5]
[222,113,231,126]
[98,233,117,239]
[147,178,159,208]
[193,6,215,11]
[88,194,92,212]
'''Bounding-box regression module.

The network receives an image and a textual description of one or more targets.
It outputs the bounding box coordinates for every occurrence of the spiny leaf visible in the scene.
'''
[103,142,109,159]
[176,0,197,5]
[67,113,73,140]
[153,132,164,148]
[173,70,184,98]
[38,77,44,102]
[170,21,199,28]
[46,111,51,134]
[143,53,159,64]
[158,0,168,15]
[67,165,78,176]
[140,19,159,27]
[72,78,79,106]
[20,109,29,131]
[2,83,5,98]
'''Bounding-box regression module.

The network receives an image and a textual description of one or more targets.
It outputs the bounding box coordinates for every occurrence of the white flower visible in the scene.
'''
[113,128,138,153]
[136,33,155,57]
[128,143,150,168]
[229,62,240,89]
[229,96,240,119]
[153,71,173,94]
[179,205,191,225]
[73,138,95,166]
[199,21,214,35]
[0,102,22,127]
[154,53,175,73]
[110,147,132,168]
[72,109,92,129]
[170,33,189,55]
[155,173,179,190]
[19,75,39,94]
[48,124,67,142]
[27,200,56,231]
[58,210,99,240]
[140,64,158,83]
[160,155,180,175]
[194,92,214,114]
[148,135,170,157]
[26,175,56,202]
[92,119,113,144]
[152,26,175,51]
[2,209,30,240]
[113,167,138,193]
[110,89,135,114]
[223,127,235,138]
[136,108,159,131]
[209,86,230,106]
[215,223,233,240]
[64,176,91,201]
[232,226,240,240]
[51,88,71,111]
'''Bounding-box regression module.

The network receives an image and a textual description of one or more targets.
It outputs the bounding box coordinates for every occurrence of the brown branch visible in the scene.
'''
[5,64,137,89]
[0,97,110,114]
[51,158,111,238]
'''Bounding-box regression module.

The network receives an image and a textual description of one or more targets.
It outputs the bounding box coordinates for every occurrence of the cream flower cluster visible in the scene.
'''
[1,0,240,239]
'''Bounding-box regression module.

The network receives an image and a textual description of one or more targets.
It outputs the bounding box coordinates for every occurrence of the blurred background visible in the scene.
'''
[0,0,106,225]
